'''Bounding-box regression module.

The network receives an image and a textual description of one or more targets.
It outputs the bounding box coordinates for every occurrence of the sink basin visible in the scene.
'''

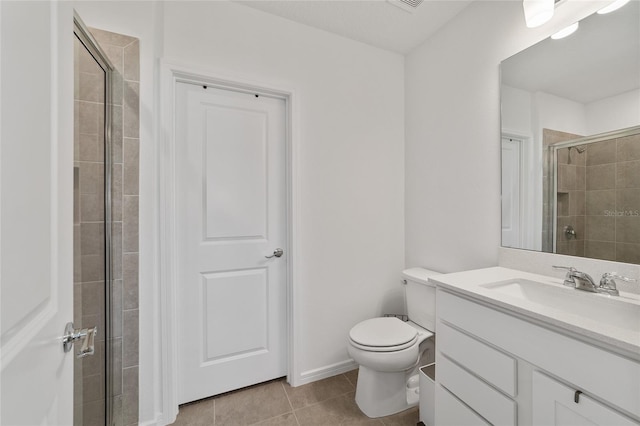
[480,279,640,334]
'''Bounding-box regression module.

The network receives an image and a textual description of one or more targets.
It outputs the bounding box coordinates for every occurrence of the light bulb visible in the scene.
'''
[523,0,555,28]
[551,22,579,39]
[597,0,630,14]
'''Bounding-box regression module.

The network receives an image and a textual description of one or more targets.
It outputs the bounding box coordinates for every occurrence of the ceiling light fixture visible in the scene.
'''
[523,0,555,28]
[551,22,579,39]
[597,0,630,14]
[387,0,423,14]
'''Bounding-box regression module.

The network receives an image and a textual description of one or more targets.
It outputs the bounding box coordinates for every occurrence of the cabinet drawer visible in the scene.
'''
[437,352,516,426]
[438,320,517,396]
[435,384,490,426]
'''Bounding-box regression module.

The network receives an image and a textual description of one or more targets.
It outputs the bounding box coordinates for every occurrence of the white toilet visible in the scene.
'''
[347,268,440,418]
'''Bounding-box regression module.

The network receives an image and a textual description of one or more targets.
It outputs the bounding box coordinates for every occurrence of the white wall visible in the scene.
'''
[534,91,587,137]
[163,0,405,387]
[501,85,532,136]
[586,88,640,135]
[405,0,607,272]
[503,85,640,139]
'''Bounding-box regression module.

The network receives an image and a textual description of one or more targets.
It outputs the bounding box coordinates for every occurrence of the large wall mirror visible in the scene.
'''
[500,1,640,264]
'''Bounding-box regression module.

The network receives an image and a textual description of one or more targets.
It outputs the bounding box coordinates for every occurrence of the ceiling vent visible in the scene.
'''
[387,0,424,14]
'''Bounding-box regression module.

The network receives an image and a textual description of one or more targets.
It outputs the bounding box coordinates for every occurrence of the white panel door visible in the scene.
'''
[532,371,639,426]
[501,137,522,248]
[0,1,74,424]
[176,82,288,403]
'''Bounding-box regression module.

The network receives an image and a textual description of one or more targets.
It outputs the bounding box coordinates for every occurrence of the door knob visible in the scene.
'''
[62,322,97,358]
[265,248,284,259]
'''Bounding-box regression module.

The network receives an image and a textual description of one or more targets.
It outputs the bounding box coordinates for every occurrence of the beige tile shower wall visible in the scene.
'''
[584,133,640,263]
[556,145,586,257]
[616,134,640,263]
[90,28,140,426]
[74,34,109,426]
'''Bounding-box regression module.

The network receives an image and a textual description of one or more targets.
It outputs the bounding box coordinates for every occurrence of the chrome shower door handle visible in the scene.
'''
[62,322,98,358]
[265,248,284,259]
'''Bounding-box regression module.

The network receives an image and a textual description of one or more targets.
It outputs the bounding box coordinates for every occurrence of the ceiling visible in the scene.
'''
[236,0,474,54]
[501,0,640,104]
[234,0,639,104]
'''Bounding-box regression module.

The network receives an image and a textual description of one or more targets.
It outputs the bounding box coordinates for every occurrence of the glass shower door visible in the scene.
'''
[73,17,114,425]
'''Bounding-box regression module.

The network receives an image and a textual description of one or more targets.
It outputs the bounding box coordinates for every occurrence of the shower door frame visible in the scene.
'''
[73,12,115,426]
[547,125,640,253]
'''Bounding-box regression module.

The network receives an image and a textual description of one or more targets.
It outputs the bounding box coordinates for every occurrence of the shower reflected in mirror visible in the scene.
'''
[546,126,640,263]
[500,1,640,263]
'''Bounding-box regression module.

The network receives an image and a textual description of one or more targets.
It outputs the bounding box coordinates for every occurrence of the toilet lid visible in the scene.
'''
[349,317,418,348]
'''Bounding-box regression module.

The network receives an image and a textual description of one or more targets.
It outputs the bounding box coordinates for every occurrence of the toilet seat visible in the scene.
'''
[349,317,418,352]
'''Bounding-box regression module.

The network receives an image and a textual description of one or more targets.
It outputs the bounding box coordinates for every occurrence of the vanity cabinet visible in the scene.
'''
[435,288,640,426]
[532,371,638,426]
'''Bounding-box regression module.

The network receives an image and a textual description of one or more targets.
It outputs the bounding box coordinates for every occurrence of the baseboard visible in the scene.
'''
[139,411,169,426]
[293,359,358,387]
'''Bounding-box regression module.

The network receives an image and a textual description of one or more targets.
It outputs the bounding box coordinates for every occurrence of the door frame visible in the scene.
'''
[158,61,300,423]
[502,130,536,250]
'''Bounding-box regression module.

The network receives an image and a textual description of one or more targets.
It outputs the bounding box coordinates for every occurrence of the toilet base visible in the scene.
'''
[354,365,419,418]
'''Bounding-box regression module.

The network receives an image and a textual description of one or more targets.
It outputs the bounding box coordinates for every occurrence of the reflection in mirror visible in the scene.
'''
[500,1,640,263]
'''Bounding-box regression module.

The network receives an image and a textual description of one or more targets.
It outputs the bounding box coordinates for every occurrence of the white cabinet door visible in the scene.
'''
[533,371,639,426]
[175,82,288,403]
[0,1,74,424]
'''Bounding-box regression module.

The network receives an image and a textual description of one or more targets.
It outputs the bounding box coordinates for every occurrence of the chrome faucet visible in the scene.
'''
[553,266,637,296]
[553,266,598,291]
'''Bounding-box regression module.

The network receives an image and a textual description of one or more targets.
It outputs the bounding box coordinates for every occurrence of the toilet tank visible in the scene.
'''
[402,268,441,331]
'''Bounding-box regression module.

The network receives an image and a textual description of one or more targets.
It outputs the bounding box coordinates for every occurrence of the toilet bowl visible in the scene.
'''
[347,317,433,417]
[347,268,440,418]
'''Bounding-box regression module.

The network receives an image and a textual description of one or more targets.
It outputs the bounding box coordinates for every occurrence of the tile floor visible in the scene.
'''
[172,369,420,426]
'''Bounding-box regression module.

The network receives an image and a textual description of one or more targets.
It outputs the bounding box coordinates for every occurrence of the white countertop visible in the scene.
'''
[431,266,640,360]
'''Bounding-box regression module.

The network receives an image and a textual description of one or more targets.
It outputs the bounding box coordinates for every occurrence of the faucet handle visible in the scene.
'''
[553,266,578,287]
[553,265,577,272]
[600,272,637,293]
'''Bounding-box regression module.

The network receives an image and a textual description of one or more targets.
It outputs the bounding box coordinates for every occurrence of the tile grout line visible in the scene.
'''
[289,390,355,414]
[280,380,301,426]
[122,39,138,49]
[278,373,360,420]
[343,372,357,392]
